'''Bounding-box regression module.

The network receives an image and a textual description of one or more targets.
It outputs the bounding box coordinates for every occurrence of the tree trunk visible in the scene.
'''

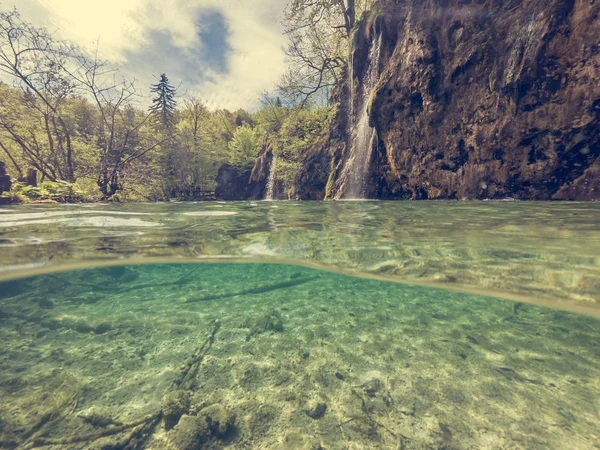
[26,168,37,187]
[97,167,120,199]
[342,0,355,37]
[0,140,23,177]
[58,116,75,182]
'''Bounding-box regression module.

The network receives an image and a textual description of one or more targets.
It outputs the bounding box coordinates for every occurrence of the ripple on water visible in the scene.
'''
[182,211,238,216]
[0,216,161,228]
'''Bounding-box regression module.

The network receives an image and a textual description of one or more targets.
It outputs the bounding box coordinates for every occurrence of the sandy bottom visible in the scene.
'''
[0,263,598,449]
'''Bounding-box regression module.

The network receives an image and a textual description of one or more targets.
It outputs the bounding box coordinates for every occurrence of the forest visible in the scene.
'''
[0,1,368,202]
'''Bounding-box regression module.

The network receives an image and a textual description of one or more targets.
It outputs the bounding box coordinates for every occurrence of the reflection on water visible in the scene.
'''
[1,201,599,314]
[0,263,598,449]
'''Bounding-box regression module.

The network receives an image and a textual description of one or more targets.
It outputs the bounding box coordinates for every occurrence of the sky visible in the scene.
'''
[9,0,288,110]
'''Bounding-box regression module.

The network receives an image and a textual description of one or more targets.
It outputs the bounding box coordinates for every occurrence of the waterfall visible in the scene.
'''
[265,155,277,201]
[339,32,383,199]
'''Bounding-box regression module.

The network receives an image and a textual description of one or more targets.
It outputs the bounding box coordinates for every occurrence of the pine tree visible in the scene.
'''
[149,73,177,133]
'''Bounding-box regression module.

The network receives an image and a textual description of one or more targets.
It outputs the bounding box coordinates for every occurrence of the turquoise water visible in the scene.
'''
[1,201,599,315]
[1,202,599,449]
[1,263,599,449]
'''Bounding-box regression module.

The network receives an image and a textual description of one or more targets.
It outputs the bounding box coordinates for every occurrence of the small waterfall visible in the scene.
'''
[340,32,383,199]
[265,155,277,200]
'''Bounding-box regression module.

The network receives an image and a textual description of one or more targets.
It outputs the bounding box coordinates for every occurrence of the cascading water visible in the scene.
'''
[265,155,277,200]
[338,32,383,199]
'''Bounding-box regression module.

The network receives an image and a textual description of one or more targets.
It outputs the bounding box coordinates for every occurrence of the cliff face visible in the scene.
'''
[215,144,273,201]
[215,164,266,200]
[310,0,600,200]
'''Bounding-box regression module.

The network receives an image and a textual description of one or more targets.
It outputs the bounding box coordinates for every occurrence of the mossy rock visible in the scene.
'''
[246,310,284,340]
[200,403,236,438]
[245,404,279,438]
[304,400,327,420]
[162,390,191,430]
[281,430,323,449]
[166,414,210,450]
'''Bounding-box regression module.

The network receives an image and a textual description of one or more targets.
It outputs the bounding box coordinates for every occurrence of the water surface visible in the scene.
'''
[1,201,599,315]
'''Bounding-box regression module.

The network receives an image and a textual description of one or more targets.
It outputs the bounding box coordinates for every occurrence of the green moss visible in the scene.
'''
[324,157,337,200]
[246,310,284,340]
[366,66,390,119]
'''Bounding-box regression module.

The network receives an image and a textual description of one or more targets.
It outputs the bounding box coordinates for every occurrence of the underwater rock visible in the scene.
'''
[304,400,327,419]
[37,298,54,310]
[39,318,61,330]
[282,430,324,449]
[200,404,235,438]
[166,414,210,450]
[361,378,383,398]
[466,335,479,345]
[79,412,122,427]
[93,321,112,334]
[246,405,278,438]
[439,422,453,441]
[246,310,284,340]
[162,390,191,430]
[39,316,111,334]
[62,318,94,333]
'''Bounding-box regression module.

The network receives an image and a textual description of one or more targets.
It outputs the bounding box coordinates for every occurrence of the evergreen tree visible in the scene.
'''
[149,73,177,133]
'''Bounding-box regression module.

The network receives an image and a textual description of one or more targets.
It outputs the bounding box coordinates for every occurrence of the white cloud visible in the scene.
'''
[200,1,287,110]
[8,0,288,110]
[15,0,148,60]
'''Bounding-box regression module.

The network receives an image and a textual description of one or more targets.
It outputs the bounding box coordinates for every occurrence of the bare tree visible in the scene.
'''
[65,47,167,198]
[0,8,77,181]
[279,0,368,106]
[182,96,206,150]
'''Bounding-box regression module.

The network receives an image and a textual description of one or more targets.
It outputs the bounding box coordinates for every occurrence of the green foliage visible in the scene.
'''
[270,106,332,197]
[227,124,261,168]
[1,74,332,202]
[253,98,290,134]
[10,180,86,202]
[164,96,225,198]
[0,6,336,203]
[149,73,178,133]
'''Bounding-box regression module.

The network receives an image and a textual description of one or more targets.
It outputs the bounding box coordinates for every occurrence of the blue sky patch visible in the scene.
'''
[196,9,232,75]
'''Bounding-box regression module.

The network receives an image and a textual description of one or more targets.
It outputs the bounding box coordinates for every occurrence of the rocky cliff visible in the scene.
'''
[215,144,275,200]
[214,164,266,201]
[303,0,600,200]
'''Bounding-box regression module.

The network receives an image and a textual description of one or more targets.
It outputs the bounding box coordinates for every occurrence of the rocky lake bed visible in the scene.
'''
[1,263,599,449]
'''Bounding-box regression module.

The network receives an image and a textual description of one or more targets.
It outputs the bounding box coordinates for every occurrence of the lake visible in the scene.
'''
[0,201,599,449]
